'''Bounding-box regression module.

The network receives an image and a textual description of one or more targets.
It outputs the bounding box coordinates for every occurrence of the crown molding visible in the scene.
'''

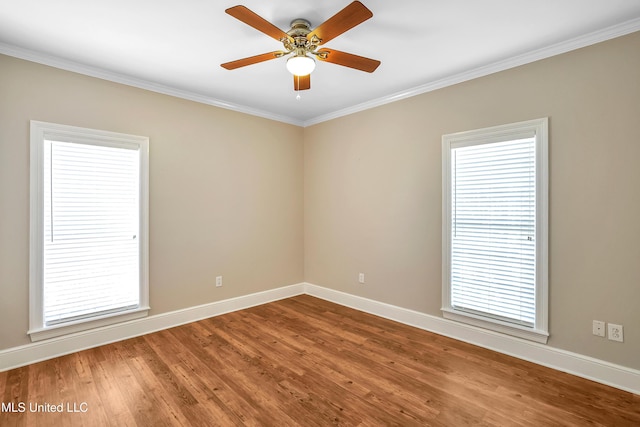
[1,17,639,128]
[303,17,640,127]
[0,42,304,127]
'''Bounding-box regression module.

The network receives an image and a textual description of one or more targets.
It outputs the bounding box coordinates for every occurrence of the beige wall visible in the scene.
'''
[304,32,640,369]
[1,31,639,371]
[0,55,304,350]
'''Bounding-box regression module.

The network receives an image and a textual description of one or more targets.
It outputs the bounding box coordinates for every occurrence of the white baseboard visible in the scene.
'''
[2,281,638,395]
[303,283,640,395]
[0,283,305,372]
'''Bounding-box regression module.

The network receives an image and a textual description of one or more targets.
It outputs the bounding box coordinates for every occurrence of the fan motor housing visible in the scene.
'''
[287,19,312,37]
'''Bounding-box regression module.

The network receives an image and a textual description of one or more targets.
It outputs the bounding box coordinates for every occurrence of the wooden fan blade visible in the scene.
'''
[294,74,311,91]
[309,1,373,44]
[317,48,380,73]
[226,5,292,42]
[221,51,284,70]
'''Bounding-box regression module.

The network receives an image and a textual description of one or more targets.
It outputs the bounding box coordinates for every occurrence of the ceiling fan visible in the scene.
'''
[221,1,381,91]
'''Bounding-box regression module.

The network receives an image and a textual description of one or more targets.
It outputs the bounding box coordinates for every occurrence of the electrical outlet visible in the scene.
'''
[358,273,365,284]
[216,276,223,287]
[592,320,605,337]
[608,323,623,342]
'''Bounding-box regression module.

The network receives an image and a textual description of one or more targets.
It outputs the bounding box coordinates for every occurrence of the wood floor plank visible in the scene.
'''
[87,346,138,426]
[166,324,272,426]
[1,295,639,426]
[175,318,306,426]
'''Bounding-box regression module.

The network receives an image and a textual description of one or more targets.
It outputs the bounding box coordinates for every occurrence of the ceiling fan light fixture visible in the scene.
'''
[222,3,380,91]
[286,55,316,76]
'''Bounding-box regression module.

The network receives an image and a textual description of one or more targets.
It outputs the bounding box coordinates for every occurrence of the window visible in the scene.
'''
[442,118,548,343]
[29,121,149,341]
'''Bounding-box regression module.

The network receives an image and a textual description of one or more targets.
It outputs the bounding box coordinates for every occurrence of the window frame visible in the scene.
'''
[29,121,150,342]
[441,118,549,344]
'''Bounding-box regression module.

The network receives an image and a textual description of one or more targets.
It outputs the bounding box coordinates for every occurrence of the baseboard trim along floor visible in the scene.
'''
[0,283,305,373]
[303,283,640,395]
[1,282,638,395]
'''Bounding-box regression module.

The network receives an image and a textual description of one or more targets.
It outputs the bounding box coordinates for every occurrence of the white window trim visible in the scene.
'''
[441,118,549,344]
[29,121,150,342]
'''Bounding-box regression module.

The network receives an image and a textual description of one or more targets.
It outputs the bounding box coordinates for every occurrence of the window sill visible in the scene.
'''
[28,307,150,342]
[442,308,549,344]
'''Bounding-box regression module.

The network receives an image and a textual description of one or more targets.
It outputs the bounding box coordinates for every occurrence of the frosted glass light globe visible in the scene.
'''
[286,55,316,76]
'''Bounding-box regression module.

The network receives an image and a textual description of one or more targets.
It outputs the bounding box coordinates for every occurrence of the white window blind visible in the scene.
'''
[442,118,548,343]
[450,137,536,326]
[43,140,141,325]
[30,121,149,342]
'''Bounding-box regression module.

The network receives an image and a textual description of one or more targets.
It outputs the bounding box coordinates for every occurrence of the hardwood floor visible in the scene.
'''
[1,295,638,426]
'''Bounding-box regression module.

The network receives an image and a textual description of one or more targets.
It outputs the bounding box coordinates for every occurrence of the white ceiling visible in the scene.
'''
[1,1,640,126]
